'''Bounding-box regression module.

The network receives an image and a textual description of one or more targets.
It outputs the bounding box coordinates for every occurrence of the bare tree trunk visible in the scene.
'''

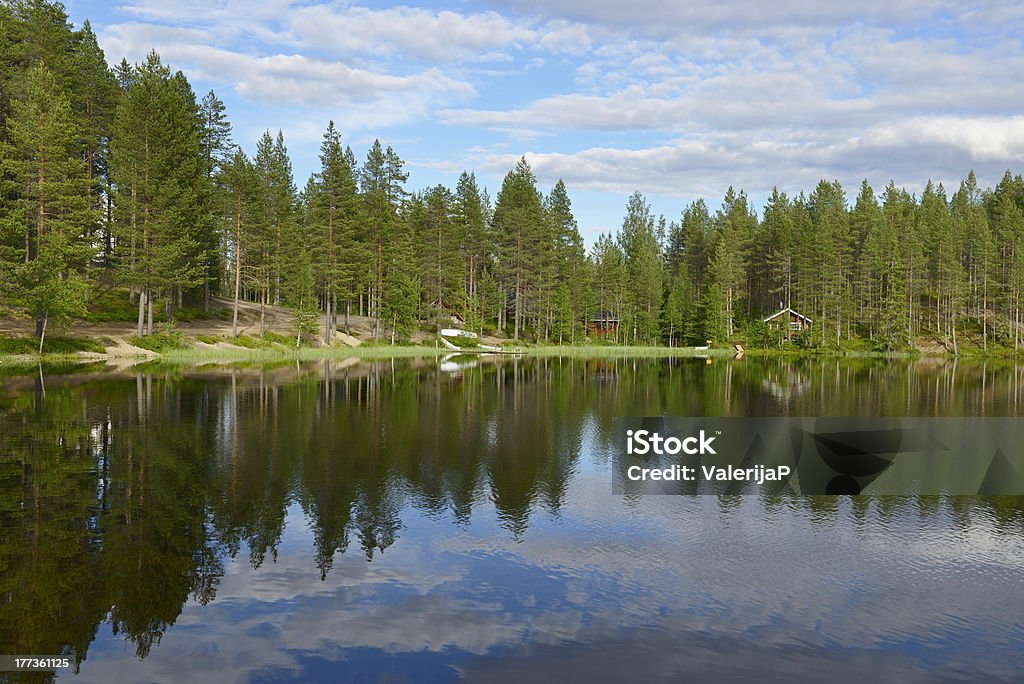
[147,290,153,336]
[38,312,47,355]
[324,287,332,345]
[331,293,337,336]
[137,288,146,337]
[260,287,266,337]
[514,278,521,341]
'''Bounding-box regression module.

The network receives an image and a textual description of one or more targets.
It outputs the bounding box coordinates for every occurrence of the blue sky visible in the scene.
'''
[64,0,1024,243]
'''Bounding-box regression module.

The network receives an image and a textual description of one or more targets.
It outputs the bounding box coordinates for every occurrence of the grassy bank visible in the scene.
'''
[2,331,1023,368]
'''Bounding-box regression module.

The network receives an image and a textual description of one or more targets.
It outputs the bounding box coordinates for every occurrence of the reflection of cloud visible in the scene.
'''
[74,483,1024,682]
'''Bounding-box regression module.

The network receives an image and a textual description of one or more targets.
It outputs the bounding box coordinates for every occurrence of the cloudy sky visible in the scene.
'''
[65,0,1024,241]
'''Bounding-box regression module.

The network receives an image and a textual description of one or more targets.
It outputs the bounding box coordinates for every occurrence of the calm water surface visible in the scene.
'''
[1,356,1023,682]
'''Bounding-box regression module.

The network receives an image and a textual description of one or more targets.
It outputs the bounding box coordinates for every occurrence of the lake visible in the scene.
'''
[1,355,1023,682]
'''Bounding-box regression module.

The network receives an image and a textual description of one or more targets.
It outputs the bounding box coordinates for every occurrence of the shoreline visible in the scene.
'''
[2,341,1017,369]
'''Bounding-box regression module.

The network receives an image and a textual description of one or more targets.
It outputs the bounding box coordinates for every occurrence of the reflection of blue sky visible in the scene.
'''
[70,461,1024,682]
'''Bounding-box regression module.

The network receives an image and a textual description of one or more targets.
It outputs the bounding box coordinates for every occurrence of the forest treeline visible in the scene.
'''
[3,1,1024,351]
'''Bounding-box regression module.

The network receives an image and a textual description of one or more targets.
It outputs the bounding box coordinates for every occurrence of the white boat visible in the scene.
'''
[440,328,478,339]
[438,331,522,355]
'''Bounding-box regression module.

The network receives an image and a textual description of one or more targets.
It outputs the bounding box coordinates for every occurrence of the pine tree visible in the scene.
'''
[809,180,852,346]
[455,171,487,303]
[110,52,213,334]
[591,233,626,342]
[851,180,883,339]
[492,157,544,340]
[70,20,115,262]
[199,90,232,178]
[219,146,256,338]
[361,140,408,339]
[546,179,586,342]
[618,191,662,343]
[706,187,750,341]
[198,89,232,308]
[308,121,362,342]
[414,185,462,328]
[762,188,794,314]
[4,63,95,348]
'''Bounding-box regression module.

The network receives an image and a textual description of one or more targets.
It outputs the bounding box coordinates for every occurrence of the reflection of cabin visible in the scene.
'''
[763,307,812,334]
[589,311,619,337]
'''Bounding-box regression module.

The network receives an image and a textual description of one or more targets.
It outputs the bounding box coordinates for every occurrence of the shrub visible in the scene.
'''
[130,324,188,352]
[0,335,105,355]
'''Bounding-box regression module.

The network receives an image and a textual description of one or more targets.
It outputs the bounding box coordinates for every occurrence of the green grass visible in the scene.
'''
[160,344,448,364]
[260,331,296,346]
[82,285,140,322]
[0,335,106,355]
[129,325,189,352]
[153,343,738,365]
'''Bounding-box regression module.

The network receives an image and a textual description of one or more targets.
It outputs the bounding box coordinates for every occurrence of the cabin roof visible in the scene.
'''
[763,307,813,324]
[590,310,619,321]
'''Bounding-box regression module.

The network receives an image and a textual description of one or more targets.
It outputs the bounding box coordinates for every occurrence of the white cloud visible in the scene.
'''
[99,23,475,130]
[490,0,969,36]
[288,5,537,62]
[473,114,1024,199]
[95,0,1024,216]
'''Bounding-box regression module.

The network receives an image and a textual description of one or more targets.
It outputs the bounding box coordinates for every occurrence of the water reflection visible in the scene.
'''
[0,356,1023,681]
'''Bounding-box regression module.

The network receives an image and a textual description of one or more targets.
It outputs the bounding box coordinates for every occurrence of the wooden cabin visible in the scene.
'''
[428,298,465,326]
[763,307,812,334]
[589,311,619,337]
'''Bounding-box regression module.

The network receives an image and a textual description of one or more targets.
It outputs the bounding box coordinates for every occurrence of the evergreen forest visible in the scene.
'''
[4,1,1024,353]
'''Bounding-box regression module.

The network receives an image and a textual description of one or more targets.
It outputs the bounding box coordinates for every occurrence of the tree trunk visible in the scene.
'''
[147,290,153,336]
[514,278,521,341]
[38,311,48,354]
[137,288,146,337]
[233,209,242,338]
[260,288,266,337]
[324,287,332,345]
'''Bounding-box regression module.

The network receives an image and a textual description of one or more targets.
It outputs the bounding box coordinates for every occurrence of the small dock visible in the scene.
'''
[439,329,523,355]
